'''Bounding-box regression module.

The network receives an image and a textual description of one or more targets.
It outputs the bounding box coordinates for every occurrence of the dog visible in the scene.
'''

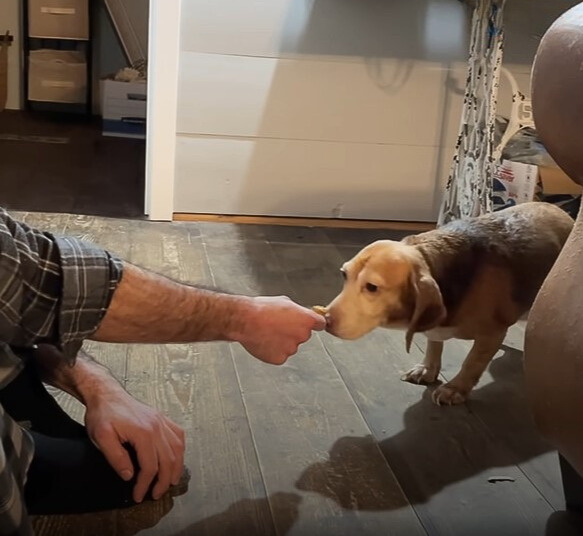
[321,202,573,405]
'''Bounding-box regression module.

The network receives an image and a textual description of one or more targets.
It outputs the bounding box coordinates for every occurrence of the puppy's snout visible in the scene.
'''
[325,312,340,336]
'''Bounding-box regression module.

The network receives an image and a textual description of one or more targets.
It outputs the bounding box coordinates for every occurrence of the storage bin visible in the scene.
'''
[28,49,87,103]
[28,0,89,40]
[101,78,147,138]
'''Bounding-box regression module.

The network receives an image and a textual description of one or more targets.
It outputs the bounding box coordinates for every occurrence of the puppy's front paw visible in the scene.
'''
[432,383,469,406]
[401,364,439,385]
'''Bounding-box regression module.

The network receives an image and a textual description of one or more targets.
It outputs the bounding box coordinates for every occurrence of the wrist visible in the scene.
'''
[223,295,258,344]
[75,359,124,406]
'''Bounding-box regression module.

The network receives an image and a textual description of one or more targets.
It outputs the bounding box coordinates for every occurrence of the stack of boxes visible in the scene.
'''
[26,0,89,105]
[25,1,148,138]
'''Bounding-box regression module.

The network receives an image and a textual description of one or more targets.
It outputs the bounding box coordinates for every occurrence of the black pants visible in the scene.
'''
[0,350,138,515]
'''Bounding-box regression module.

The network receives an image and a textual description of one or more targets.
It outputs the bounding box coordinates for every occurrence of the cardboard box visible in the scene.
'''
[28,49,86,104]
[493,160,582,212]
[28,0,89,40]
[101,79,147,139]
[493,160,539,210]
[539,166,582,196]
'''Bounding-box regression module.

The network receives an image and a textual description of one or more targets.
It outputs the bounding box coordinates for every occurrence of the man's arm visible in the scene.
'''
[0,210,323,501]
[34,344,185,503]
[0,208,323,364]
[93,263,326,365]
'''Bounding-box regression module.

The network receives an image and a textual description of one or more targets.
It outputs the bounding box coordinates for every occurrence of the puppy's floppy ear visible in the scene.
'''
[405,270,446,353]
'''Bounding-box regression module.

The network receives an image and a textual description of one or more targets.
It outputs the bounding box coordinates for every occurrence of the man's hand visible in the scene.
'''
[34,345,186,503]
[84,382,185,503]
[233,296,326,365]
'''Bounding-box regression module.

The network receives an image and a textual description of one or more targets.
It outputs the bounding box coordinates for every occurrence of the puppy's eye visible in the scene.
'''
[340,269,347,280]
[365,283,378,293]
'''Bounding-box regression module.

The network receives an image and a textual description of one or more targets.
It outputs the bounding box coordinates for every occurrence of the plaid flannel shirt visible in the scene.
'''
[0,209,122,536]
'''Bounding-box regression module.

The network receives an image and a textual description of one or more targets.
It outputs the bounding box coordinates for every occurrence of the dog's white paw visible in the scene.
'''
[432,383,468,406]
[401,364,439,385]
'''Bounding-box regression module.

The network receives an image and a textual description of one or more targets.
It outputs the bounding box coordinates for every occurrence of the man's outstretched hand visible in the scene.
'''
[234,296,326,365]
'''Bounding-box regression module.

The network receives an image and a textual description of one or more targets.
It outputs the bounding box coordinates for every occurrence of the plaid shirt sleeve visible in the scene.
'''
[0,209,123,363]
[0,209,123,535]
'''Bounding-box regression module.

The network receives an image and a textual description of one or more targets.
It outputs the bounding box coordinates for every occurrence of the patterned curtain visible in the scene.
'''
[438,0,507,226]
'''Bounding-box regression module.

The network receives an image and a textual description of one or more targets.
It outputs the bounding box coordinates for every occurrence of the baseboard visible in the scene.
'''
[172,213,436,232]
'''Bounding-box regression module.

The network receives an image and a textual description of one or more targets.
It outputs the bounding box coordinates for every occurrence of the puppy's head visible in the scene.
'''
[325,240,446,350]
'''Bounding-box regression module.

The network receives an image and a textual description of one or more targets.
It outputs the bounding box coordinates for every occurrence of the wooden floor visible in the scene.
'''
[0,111,145,218]
[12,210,583,536]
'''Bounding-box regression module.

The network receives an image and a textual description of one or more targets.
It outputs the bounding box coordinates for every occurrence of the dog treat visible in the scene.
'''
[312,305,328,316]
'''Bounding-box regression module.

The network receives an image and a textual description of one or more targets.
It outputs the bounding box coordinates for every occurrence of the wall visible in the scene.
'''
[174,0,471,221]
[173,0,580,222]
[0,0,22,110]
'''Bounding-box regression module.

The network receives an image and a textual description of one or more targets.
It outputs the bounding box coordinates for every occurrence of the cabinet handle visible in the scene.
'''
[40,7,76,15]
[41,80,76,88]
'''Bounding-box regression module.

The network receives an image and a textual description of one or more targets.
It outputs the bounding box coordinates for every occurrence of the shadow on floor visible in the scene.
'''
[295,350,552,508]
[33,492,302,536]
[293,349,582,534]
[176,493,302,536]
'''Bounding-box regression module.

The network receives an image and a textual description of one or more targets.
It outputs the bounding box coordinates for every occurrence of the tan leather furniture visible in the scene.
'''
[525,1,583,510]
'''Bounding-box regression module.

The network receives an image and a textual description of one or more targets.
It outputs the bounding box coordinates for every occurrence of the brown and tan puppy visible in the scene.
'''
[322,202,573,405]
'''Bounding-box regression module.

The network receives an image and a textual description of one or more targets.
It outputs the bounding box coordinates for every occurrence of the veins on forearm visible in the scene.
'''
[34,344,121,404]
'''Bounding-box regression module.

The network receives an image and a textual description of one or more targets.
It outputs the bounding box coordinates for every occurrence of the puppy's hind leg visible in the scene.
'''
[401,340,443,385]
[432,330,506,406]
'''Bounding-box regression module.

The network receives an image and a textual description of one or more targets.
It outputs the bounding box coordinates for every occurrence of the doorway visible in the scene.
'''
[0,0,149,219]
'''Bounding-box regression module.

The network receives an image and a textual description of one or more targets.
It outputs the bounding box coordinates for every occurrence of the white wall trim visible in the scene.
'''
[145,0,180,220]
